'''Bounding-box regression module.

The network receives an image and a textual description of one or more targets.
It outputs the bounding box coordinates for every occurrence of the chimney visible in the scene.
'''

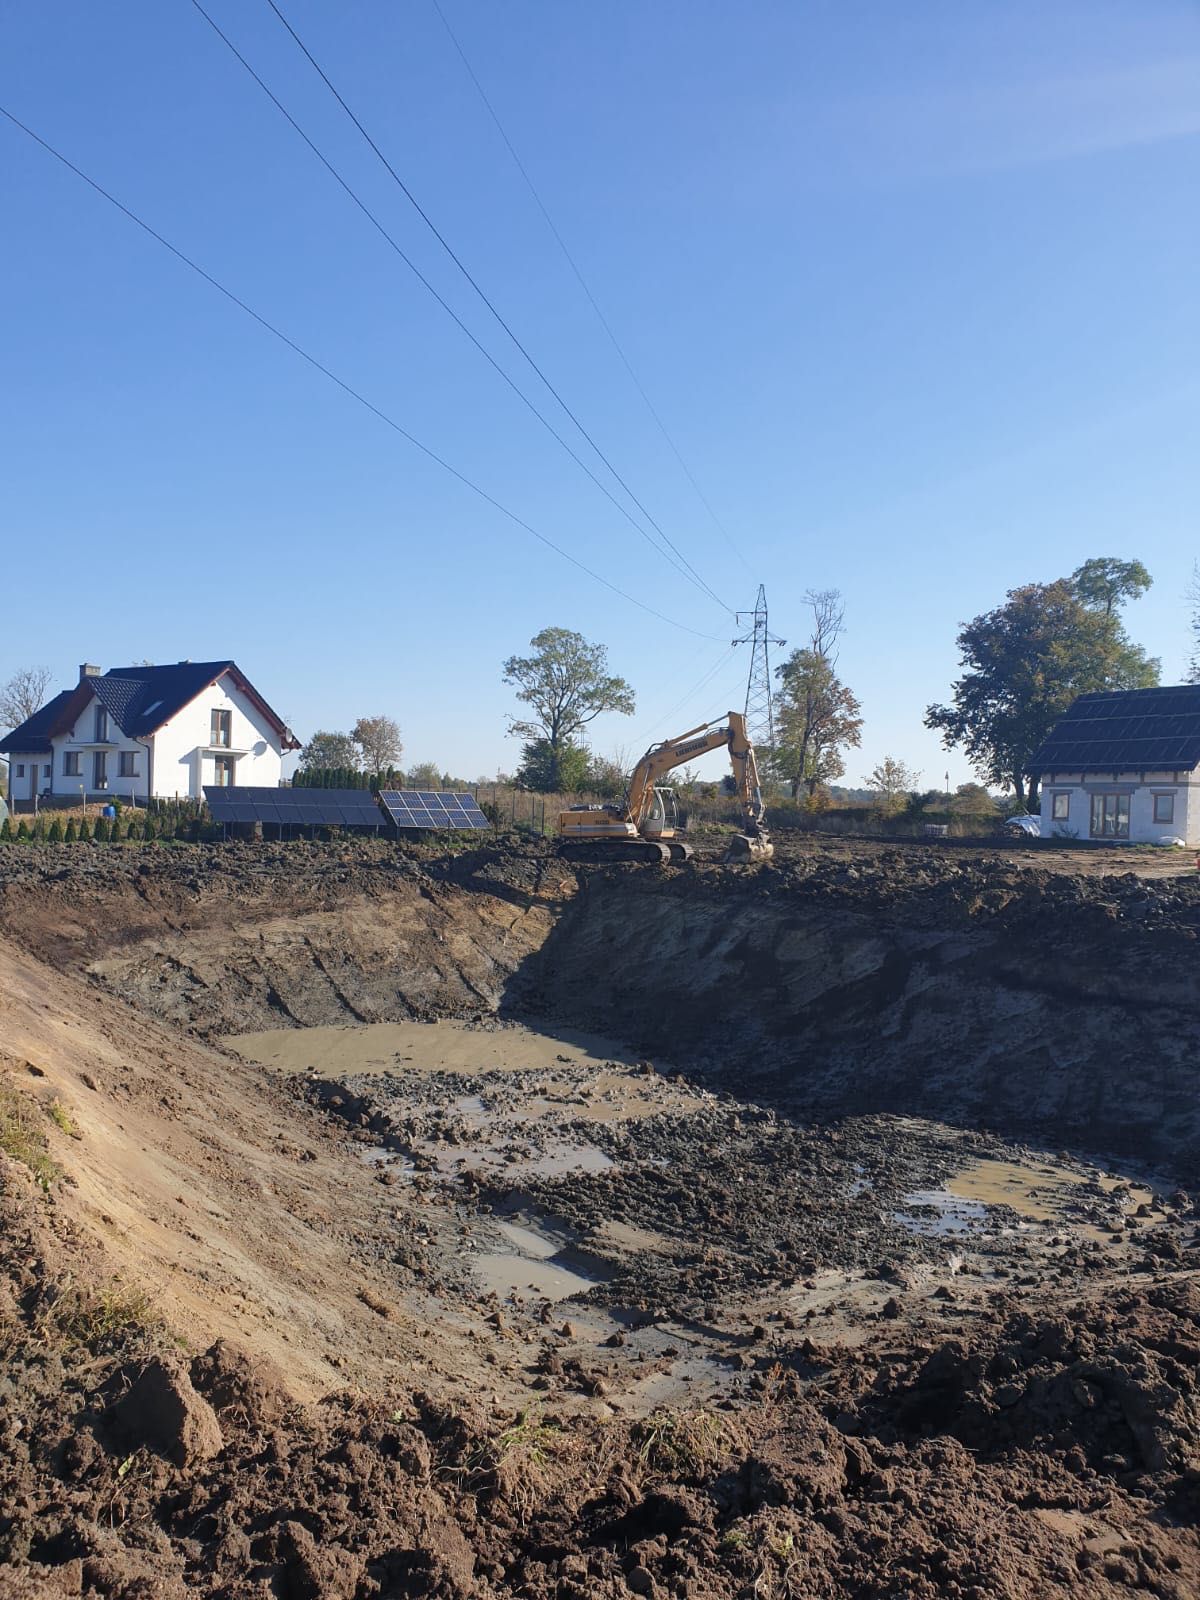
[79,664,100,682]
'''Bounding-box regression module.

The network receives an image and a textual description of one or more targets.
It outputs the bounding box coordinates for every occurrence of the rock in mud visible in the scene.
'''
[106,1355,223,1467]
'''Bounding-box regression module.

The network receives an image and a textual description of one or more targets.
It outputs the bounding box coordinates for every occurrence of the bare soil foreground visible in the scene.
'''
[1,834,1198,1598]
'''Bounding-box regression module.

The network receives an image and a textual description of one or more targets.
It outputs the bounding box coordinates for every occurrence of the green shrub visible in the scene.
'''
[64,819,77,843]
[78,818,92,842]
[16,821,30,840]
[0,817,12,842]
[47,817,64,843]
[93,816,109,842]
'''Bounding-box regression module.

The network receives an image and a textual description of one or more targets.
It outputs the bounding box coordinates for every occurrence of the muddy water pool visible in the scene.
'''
[229,1021,1173,1326]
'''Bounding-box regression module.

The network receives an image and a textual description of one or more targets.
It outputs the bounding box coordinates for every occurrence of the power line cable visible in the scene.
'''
[641,643,740,737]
[0,103,725,644]
[187,0,720,609]
[430,0,754,579]
[263,0,731,613]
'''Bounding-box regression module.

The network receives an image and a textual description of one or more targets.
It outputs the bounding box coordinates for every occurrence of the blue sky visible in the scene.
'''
[3,1,1197,786]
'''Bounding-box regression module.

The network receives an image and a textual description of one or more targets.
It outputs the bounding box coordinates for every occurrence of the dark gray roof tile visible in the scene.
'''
[1028,685,1200,774]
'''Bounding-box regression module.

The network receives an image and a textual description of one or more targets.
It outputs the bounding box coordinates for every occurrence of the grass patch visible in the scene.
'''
[0,1085,63,1188]
[38,1278,159,1351]
[633,1407,723,1476]
[48,1099,80,1138]
[494,1406,561,1468]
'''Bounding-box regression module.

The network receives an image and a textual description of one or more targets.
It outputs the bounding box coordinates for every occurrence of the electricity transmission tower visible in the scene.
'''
[732,585,785,751]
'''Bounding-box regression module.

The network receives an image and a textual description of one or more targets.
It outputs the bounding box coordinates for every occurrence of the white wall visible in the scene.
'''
[1039,771,1196,845]
[52,692,149,803]
[150,673,283,799]
[7,752,53,803]
[45,673,284,801]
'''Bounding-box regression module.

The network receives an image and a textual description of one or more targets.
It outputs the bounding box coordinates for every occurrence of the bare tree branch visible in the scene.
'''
[0,665,53,732]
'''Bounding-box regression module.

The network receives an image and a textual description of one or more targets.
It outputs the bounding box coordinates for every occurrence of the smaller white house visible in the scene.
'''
[1028,685,1200,846]
[0,661,298,808]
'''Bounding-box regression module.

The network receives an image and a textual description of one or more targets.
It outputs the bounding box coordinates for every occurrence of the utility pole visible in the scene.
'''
[732,584,785,752]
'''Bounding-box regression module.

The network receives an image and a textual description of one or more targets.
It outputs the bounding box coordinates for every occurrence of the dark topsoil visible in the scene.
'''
[2,830,1200,941]
[2,1163,1198,1600]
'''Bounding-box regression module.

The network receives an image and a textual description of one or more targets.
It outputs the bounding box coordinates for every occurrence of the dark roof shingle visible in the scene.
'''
[94,661,237,738]
[0,690,78,755]
[1028,685,1200,774]
[2,661,297,754]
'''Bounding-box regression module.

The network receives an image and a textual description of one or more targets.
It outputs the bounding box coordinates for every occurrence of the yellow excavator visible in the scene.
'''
[558,710,773,864]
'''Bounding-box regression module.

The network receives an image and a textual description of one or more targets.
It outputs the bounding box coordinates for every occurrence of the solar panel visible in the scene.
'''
[204,786,384,830]
[378,790,492,831]
[1028,685,1200,774]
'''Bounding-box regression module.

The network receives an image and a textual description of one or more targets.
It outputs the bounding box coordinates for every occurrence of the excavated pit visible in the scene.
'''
[1,838,1198,1599]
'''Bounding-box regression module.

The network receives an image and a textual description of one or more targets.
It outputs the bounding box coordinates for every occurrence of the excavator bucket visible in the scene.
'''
[725,832,773,863]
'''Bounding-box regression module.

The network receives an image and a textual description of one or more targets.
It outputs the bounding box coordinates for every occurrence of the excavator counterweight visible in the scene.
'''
[558,711,772,864]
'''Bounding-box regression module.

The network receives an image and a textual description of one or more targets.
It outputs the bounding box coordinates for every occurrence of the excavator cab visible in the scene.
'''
[640,787,682,840]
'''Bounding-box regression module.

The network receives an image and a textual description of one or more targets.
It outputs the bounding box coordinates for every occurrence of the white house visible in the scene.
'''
[1028,685,1200,846]
[0,661,298,808]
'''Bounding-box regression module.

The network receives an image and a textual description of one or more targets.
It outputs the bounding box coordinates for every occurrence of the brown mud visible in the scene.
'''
[1,835,1198,1597]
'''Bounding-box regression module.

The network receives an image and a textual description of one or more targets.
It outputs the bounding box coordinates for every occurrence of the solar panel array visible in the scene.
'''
[203,786,384,829]
[378,790,492,830]
[1029,686,1200,773]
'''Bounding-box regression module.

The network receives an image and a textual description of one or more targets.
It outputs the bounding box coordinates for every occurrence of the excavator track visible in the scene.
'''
[559,840,673,866]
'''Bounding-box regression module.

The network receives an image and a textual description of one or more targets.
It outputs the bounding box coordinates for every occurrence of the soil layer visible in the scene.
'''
[0,835,1198,1597]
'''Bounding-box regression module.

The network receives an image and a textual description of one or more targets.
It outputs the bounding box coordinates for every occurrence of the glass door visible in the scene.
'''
[1089,792,1129,838]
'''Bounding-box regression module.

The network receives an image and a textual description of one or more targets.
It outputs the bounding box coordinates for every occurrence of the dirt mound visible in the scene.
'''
[859,1282,1200,1474]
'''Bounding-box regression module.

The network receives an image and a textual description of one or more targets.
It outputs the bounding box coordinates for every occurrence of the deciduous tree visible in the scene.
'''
[406,761,443,790]
[0,665,52,731]
[351,715,403,776]
[865,756,921,814]
[585,751,630,800]
[926,573,1158,808]
[1187,564,1200,685]
[299,730,358,772]
[503,628,634,791]
[1071,557,1151,617]
[773,590,863,799]
[950,782,999,817]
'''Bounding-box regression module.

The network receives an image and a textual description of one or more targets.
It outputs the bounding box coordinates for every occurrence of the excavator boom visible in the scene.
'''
[558,710,772,863]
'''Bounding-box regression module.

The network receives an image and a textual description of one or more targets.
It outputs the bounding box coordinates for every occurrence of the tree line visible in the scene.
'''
[0,555,1175,815]
[483,556,1164,814]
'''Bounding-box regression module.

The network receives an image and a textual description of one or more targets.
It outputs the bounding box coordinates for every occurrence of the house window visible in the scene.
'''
[43,764,51,780]
[1051,792,1070,822]
[94,706,109,742]
[93,750,108,791]
[15,763,24,778]
[214,755,236,786]
[1153,793,1175,825]
[63,751,81,777]
[119,751,138,778]
[211,709,232,748]
[1089,792,1130,839]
